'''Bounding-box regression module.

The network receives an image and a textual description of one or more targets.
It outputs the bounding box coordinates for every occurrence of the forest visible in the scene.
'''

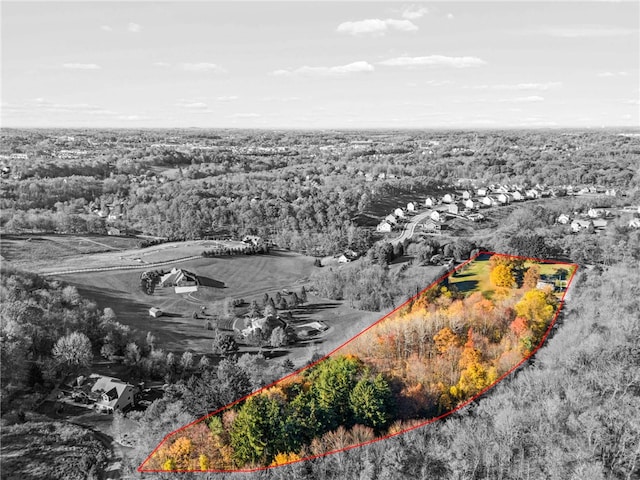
[139,254,575,472]
[2,129,640,256]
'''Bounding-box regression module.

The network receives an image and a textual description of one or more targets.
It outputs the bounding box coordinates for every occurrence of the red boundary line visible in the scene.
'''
[138,251,578,473]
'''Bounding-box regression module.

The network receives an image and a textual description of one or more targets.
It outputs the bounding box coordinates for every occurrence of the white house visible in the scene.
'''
[512,191,524,201]
[385,214,398,225]
[628,218,640,229]
[557,214,571,225]
[424,197,436,208]
[430,210,441,222]
[407,202,415,212]
[482,196,498,207]
[464,199,478,210]
[442,193,455,204]
[92,376,136,413]
[587,208,603,218]
[592,219,608,230]
[526,189,541,199]
[461,190,471,200]
[149,307,163,318]
[497,193,512,204]
[422,219,441,232]
[571,219,592,232]
[477,187,488,197]
[376,221,392,233]
[394,208,405,219]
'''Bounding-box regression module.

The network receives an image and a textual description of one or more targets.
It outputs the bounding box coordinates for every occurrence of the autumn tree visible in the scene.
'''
[490,264,516,288]
[514,289,557,336]
[523,264,541,290]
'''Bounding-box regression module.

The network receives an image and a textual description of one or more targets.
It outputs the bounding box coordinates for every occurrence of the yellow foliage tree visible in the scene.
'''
[199,454,209,471]
[167,436,193,470]
[490,264,516,288]
[162,458,176,471]
[270,451,302,466]
[515,289,556,334]
[433,327,459,354]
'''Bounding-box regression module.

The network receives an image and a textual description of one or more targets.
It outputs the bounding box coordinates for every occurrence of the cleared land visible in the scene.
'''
[54,250,379,364]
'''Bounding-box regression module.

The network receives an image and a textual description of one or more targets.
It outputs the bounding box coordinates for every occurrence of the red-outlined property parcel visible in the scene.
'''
[139,252,578,473]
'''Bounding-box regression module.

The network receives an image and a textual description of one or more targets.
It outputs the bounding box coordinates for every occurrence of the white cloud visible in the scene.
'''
[100,25,112,32]
[62,63,101,70]
[535,25,635,38]
[216,96,239,101]
[402,6,428,20]
[499,96,545,103]
[152,62,171,68]
[177,102,208,109]
[128,22,142,33]
[272,61,374,77]
[231,113,261,118]
[379,55,486,68]
[471,82,562,91]
[447,13,454,20]
[597,71,628,78]
[180,62,226,73]
[336,18,417,36]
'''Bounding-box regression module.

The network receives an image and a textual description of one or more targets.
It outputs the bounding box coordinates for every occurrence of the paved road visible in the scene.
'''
[390,210,436,245]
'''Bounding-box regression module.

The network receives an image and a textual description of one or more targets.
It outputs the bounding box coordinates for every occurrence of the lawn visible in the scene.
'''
[449,253,492,295]
[59,251,378,366]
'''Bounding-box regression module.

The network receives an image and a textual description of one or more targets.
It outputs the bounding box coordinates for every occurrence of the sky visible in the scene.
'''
[1,1,639,129]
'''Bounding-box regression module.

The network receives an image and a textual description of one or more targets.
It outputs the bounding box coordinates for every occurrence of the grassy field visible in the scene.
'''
[0,234,141,268]
[61,251,379,365]
[449,253,575,300]
[449,253,493,295]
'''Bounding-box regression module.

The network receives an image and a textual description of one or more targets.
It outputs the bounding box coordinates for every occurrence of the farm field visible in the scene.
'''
[139,252,577,473]
[1,236,255,274]
[58,251,379,364]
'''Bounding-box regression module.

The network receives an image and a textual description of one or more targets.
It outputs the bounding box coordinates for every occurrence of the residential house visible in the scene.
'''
[385,214,398,225]
[536,280,556,291]
[449,203,466,215]
[376,221,392,233]
[422,219,442,232]
[338,250,359,263]
[526,189,541,199]
[158,268,199,288]
[557,214,571,225]
[482,196,498,207]
[461,190,471,200]
[394,208,405,219]
[424,197,436,208]
[442,193,455,204]
[464,199,478,210]
[592,219,608,230]
[571,219,592,233]
[107,227,121,236]
[407,202,416,213]
[628,218,640,229]
[497,193,512,204]
[91,376,136,413]
[240,315,287,338]
[149,307,163,318]
[430,211,442,222]
[242,235,263,246]
[512,191,524,201]
[477,187,488,197]
[587,208,603,218]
